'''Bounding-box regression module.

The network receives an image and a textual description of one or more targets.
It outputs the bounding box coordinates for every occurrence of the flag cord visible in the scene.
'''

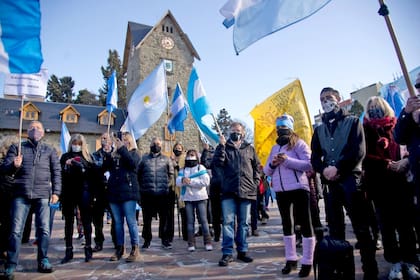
[378,0,416,98]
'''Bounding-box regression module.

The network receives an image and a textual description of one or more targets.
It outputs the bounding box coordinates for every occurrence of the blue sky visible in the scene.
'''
[2,0,419,127]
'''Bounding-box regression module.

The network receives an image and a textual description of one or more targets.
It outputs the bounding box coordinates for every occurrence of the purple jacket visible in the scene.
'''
[263,139,312,193]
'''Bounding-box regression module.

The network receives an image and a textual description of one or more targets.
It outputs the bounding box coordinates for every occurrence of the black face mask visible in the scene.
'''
[173,150,182,157]
[150,145,161,154]
[185,159,199,168]
[368,108,384,119]
[276,128,291,137]
[229,132,242,142]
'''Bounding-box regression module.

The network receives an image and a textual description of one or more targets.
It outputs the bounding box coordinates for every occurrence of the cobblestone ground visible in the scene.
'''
[0,200,396,279]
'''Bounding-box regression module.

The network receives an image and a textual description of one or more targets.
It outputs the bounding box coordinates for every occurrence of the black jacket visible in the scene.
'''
[138,152,174,196]
[1,140,61,199]
[213,140,260,200]
[60,151,92,200]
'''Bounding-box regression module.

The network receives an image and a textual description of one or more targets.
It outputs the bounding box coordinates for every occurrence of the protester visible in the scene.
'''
[213,122,260,266]
[60,133,94,263]
[1,121,61,279]
[176,149,212,252]
[363,96,420,279]
[138,137,174,250]
[311,87,378,279]
[104,132,141,262]
[263,114,315,277]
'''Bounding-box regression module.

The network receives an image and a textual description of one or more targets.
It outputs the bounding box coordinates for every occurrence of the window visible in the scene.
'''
[24,111,37,120]
[66,113,77,123]
[99,114,114,126]
[164,59,173,73]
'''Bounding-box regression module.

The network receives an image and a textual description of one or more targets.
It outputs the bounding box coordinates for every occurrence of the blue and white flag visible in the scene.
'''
[187,67,219,146]
[168,83,188,134]
[60,121,71,155]
[380,65,420,116]
[0,0,43,73]
[125,61,168,140]
[220,0,332,54]
[106,70,118,113]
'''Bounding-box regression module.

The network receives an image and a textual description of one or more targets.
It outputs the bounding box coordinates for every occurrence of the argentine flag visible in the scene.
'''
[0,0,43,73]
[60,122,71,155]
[168,83,188,134]
[106,70,118,113]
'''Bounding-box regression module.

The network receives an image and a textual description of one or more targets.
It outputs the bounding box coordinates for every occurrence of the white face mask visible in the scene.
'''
[185,157,197,161]
[322,99,338,113]
[72,145,82,153]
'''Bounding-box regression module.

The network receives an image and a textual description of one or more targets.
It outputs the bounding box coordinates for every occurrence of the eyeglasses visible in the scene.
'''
[415,83,420,89]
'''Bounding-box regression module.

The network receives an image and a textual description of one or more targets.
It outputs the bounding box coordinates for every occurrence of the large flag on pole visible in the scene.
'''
[106,70,118,113]
[0,0,43,73]
[60,121,71,155]
[220,0,332,54]
[168,83,188,134]
[250,79,313,165]
[186,67,219,146]
[125,61,168,140]
[380,65,420,117]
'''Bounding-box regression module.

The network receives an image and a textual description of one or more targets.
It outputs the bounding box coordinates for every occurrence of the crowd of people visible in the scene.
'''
[0,78,419,280]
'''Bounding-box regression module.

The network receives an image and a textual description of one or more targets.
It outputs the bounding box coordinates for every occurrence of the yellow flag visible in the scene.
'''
[250,79,313,165]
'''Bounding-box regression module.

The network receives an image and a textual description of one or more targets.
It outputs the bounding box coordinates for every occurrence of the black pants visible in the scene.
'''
[140,193,170,243]
[92,192,107,246]
[210,193,222,240]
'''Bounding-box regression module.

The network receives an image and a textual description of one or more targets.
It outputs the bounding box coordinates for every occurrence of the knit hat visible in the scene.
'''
[275,114,294,130]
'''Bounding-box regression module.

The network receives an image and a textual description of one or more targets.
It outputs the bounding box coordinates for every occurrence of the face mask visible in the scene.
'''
[321,99,339,113]
[276,136,290,146]
[185,157,198,168]
[368,108,384,119]
[276,128,291,137]
[173,150,182,157]
[229,132,242,142]
[72,145,82,153]
[150,144,161,154]
[28,128,43,142]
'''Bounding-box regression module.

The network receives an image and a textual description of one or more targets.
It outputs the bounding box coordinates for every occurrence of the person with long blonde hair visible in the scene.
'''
[60,133,94,263]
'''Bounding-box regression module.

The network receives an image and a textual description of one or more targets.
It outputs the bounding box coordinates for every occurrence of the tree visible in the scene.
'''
[349,99,364,118]
[99,49,127,108]
[214,108,232,137]
[46,75,75,103]
[74,89,100,105]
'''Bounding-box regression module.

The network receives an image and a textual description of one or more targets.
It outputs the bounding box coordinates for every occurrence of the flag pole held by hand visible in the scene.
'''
[18,95,25,156]
[211,113,222,136]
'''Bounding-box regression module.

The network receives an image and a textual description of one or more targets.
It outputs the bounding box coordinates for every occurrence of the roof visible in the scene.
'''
[0,98,126,134]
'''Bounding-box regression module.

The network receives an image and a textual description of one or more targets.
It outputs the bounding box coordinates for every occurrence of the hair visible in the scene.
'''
[364,96,395,119]
[172,141,184,152]
[0,135,19,159]
[121,131,137,151]
[230,121,246,137]
[150,136,162,146]
[28,120,44,130]
[320,87,341,101]
[284,132,300,150]
[186,149,200,162]
[68,133,92,162]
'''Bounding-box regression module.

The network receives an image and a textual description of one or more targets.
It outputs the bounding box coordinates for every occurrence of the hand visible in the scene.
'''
[388,158,409,173]
[114,138,124,149]
[50,194,59,204]
[404,96,420,114]
[65,158,73,165]
[182,177,191,185]
[14,155,23,168]
[219,134,226,146]
[323,166,339,181]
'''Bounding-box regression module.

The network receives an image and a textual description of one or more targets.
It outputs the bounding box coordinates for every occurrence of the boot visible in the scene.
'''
[61,247,73,264]
[126,245,140,262]
[84,246,93,262]
[110,245,124,261]
[282,235,298,274]
[299,264,312,278]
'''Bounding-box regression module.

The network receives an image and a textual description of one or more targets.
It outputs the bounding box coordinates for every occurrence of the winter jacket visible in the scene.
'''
[212,140,260,200]
[60,151,92,200]
[138,152,174,196]
[105,147,141,203]
[1,140,61,199]
[176,164,210,202]
[263,139,312,193]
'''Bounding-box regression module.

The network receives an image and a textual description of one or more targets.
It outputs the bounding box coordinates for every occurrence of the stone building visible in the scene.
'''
[123,10,203,154]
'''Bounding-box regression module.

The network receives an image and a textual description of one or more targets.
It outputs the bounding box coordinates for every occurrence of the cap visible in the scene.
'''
[276,114,294,130]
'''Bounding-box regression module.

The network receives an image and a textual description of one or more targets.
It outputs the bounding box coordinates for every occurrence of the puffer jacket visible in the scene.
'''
[1,139,61,199]
[212,140,260,200]
[263,139,312,193]
[105,146,141,203]
[176,164,210,202]
[138,152,174,195]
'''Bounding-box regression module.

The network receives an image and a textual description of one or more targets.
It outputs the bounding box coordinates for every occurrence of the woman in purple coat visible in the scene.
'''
[263,114,315,278]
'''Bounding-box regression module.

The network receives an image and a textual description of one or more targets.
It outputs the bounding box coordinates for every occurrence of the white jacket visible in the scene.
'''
[175,164,210,202]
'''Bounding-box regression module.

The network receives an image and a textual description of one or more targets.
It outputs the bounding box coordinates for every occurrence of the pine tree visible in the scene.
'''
[215,108,233,137]
[46,75,75,103]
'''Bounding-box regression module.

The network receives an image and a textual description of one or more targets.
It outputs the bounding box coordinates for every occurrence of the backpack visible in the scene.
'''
[313,236,355,280]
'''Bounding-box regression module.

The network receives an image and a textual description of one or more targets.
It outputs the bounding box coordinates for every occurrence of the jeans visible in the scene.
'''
[185,200,211,246]
[221,197,251,255]
[109,200,139,246]
[7,197,50,268]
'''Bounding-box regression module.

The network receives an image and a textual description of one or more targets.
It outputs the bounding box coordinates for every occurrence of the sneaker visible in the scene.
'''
[205,244,213,251]
[375,239,383,250]
[388,262,403,280]
[142,241,151,249]
[261,217,268,225]
[405,263,420,280]
[188,246,195,252]
[219,254,234,266]
[252,229,259,236]
[38,258,53,273]
[162,240,172,249]
[4,266,15,280]
[237,252,253,263]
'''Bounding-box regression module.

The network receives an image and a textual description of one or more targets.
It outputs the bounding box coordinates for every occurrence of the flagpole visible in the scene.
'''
[18,95,25,156]
[211,113,222,136]
[378,0,416,98]
[107,111,112,136]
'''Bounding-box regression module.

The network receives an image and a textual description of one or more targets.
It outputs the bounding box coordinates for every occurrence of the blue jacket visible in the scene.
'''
[1,139,61,199]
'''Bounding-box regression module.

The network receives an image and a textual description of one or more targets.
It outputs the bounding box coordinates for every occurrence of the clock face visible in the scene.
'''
[161,36,174,50]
